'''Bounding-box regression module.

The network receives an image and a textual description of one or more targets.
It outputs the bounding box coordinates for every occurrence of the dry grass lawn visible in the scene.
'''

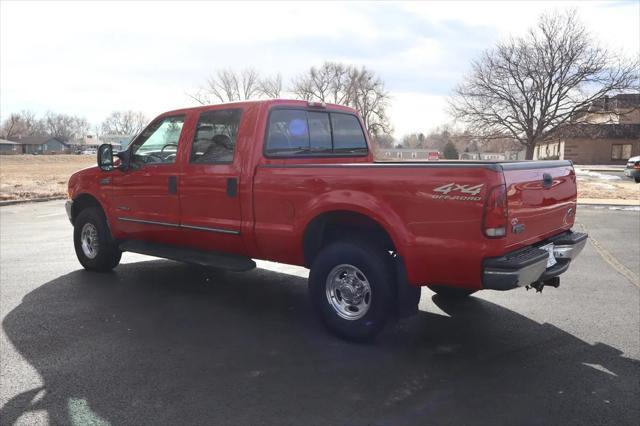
[576,174,639,201]
[0,155,94,201]
[0,155,638,202]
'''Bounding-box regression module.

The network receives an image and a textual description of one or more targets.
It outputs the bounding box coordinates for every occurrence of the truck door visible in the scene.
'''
[178,108,245,254]
[110,114,187,245]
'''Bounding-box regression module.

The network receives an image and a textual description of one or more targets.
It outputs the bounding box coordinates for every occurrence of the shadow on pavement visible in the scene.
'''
[2,260,638,425]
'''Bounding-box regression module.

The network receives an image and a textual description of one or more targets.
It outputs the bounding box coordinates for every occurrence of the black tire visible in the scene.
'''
[73,207,121,272]
[634,176,640,183]
[428,285,476,299]
[309,239,396,342]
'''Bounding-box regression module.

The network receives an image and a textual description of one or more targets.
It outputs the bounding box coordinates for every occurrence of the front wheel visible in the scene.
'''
[428,285,477,299]
[73,207,121,272]
[634,176,640,183]
[309,240,395,341]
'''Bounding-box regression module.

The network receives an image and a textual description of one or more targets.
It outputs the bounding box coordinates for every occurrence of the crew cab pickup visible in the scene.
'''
[66,99,587,340]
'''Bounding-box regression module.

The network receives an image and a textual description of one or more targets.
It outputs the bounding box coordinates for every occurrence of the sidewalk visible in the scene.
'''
[578,198,640,206]
[575,164,626,173]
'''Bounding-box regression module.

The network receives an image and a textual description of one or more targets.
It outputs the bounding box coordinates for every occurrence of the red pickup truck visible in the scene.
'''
[66,99,587,340]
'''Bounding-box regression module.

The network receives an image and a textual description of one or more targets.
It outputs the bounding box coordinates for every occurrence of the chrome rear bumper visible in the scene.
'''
[482,231,588,290]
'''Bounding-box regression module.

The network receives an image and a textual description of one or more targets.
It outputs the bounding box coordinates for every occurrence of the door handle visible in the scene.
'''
[168,176,178,194]
[542,173,553,188]
[226,177,238,198]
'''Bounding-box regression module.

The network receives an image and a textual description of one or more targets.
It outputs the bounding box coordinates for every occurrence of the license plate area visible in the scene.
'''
[540,243,557,268]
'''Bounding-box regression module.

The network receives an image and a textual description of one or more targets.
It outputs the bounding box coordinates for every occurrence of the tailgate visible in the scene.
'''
[501,161,577,250]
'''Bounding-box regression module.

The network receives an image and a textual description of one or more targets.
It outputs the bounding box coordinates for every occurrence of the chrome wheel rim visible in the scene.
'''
[325,264,372,320]
[80,222,99,259]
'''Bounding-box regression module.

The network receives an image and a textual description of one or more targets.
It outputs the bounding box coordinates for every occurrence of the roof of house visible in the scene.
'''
[9,135,67,145]
[559,123,640,139]
[586,93,640,112]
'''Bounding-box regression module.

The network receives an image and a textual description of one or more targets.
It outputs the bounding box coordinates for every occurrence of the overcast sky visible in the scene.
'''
[1,0,638,138]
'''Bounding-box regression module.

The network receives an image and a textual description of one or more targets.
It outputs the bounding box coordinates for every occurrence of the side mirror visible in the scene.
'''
[97,144,114,171]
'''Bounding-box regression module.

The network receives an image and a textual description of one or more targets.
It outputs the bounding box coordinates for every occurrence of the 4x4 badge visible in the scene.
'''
[432,183,484,201]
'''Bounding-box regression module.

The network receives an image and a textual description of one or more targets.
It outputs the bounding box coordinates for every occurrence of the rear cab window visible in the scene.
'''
[265,109,368,157]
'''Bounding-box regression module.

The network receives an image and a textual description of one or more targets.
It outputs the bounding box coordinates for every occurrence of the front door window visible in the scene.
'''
[129,116,185,165]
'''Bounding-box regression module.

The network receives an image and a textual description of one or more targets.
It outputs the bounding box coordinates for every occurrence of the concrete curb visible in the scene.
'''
[0,196,66,207]
[574,165,626,172]
[578,198,640,207]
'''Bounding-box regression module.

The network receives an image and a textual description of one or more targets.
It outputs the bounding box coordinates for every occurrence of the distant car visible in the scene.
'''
[82,149,97,155]
[624,156,640,183]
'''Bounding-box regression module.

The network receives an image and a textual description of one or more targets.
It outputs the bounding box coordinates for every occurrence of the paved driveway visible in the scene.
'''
[1,201,638,425]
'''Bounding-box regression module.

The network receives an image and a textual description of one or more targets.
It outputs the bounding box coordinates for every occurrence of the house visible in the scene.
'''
[100,134,134,151]
[535,93,640,164]
[378,148,440,160]
[10,136,69,154]
[458,150,525,161]
[0,139,21,155]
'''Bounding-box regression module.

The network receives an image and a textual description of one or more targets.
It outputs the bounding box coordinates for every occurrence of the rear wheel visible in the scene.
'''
[309,240,395,341]
[634,176,640,183]
[428,285,477,299]
[74,207,121,272]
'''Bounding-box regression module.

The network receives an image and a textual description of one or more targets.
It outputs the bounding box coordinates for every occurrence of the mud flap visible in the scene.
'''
[395,257,421,317]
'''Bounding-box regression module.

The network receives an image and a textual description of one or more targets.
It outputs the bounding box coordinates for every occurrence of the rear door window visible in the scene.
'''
[265,109,368,157]
[266,110,310,155]
[190,109,242,164]
[308,112,332,153]
[330,113,367,154]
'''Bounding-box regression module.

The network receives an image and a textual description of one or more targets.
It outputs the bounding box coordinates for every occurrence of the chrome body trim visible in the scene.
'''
[181,224,240,235]
[117,217,180,228]
[116,217,239,235]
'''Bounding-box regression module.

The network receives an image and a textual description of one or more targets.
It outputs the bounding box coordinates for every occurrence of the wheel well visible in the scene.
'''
[71,194,103,225]
[303,211,396,267]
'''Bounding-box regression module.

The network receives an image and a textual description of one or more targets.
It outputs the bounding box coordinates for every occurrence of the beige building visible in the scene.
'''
[535,94,640,164]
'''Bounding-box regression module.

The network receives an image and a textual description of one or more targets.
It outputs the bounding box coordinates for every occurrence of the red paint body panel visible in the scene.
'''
[502,166,576,250]
[68,100,579,290]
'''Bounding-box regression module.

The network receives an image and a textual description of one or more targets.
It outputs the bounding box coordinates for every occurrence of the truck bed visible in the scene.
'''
[253,160,576,288]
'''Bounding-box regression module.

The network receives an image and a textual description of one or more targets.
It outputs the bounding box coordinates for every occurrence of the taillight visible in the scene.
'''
[483,184,508,238]
[634,161,640,169]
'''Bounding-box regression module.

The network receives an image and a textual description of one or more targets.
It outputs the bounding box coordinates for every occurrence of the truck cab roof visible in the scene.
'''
[160,99,358,118]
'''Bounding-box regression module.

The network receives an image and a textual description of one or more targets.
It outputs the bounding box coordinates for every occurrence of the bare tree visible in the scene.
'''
[449,11,638,159]
[0,110,46,139]
[292,62,353,105]
[19,110,46,136]
[258,73,283,98]
[1,114,24,139]
[44,112,89,142]
[190,68,281,104]
[101,111,148,135]
[292,62,392,136]
[402,133,426,149]
[371,133,395,149]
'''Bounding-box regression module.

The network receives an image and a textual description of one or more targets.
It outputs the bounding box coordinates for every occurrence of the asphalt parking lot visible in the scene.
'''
[1,201,638,426]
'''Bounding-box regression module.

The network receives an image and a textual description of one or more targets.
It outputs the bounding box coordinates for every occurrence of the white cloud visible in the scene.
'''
[388,92,450,138]
[401,0,639,53]
[1,0,637,139]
